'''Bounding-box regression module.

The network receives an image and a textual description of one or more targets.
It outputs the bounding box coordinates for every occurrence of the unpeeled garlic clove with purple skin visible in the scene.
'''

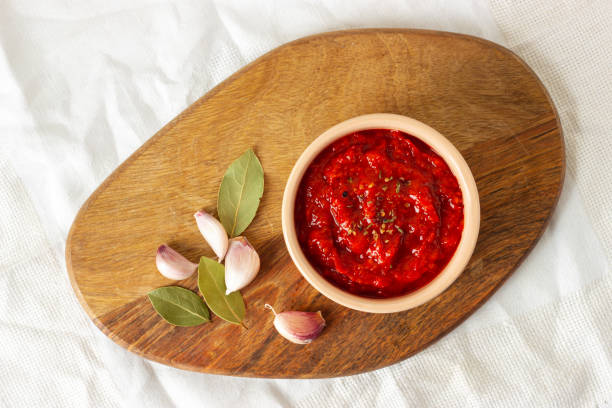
[225,236,260,294]
[194,210,228,261]
[264,304,325,344]
[155,244,197,280]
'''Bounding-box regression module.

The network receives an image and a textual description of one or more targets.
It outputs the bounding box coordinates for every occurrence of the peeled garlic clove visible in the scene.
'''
[225,236,260,294]
[194,210,228,261]
[156,244,197,280]
[264,304,325,344]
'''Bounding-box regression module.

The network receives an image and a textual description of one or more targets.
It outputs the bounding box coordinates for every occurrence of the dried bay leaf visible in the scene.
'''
[198,256,245,325]
[218,149,264,237]
[148,286,210,327]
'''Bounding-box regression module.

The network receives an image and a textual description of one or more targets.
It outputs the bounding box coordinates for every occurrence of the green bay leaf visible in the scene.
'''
[197,256,245,325]
[147,286,210,327]
[217,148,264,237]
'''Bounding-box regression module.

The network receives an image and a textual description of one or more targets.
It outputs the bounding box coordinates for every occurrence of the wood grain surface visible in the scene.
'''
[65,29,564,378]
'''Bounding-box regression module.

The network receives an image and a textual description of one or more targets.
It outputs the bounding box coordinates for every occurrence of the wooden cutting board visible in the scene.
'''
[66,29,564,378]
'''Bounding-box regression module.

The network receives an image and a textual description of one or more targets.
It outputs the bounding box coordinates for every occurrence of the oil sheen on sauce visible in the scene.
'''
[294,129,464,298]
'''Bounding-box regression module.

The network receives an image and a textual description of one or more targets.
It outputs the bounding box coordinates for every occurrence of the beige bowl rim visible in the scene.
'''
[281,113,480,313]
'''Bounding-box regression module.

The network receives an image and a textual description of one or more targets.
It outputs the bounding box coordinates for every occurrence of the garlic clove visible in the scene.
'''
[155,244,197,280]
[224,236,260,294]
[264,304,325,344]
[194,210,229,261]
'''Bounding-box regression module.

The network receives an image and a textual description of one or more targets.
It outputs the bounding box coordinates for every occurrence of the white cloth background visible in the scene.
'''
[1,1,610,407]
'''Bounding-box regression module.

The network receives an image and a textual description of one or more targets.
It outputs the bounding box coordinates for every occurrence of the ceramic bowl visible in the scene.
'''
[281,113,480,313]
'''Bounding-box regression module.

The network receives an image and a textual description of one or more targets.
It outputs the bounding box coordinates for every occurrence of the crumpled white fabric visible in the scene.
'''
[1,1,610,407]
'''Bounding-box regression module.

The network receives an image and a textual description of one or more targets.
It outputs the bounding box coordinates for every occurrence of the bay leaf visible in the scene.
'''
[197,256,245,325]
[217,148,264,237]
[147,286,210,327]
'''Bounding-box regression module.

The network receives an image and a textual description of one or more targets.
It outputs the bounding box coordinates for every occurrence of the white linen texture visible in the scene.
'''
[0,0,610,407]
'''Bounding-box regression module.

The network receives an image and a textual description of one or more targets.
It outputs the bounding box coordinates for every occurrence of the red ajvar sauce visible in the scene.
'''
[295,129,464,298]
